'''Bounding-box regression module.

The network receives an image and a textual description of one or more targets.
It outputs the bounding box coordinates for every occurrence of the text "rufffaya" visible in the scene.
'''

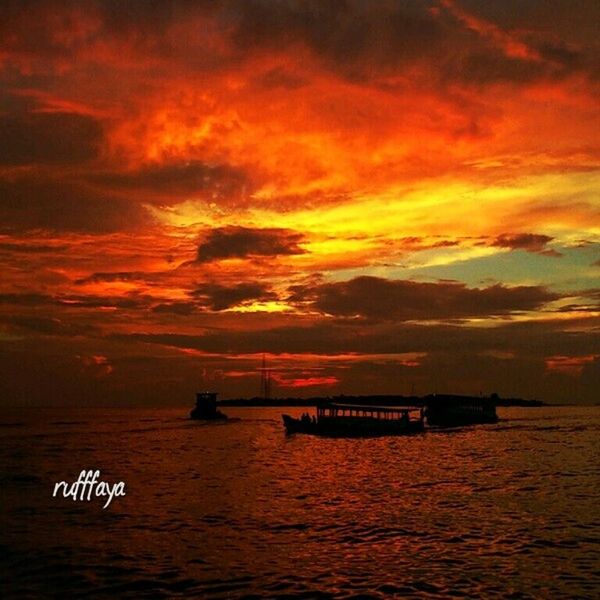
[53,469,126,509]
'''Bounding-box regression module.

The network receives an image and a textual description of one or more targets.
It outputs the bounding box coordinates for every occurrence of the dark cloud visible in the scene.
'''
[75,271,152,285]
[289,276,558,320]
[112,315,599,359]
[7,315,98,336]
[91,161,251,203]
[98,0,190,36]
[195,226,306,263]
[457,0,600,47]
[436,1,598,86]
[492,233,561,256]
[229,0,595,88]
[2,0,597,88]
[0,2,89,66]
[445,51,547,85]
[0,292,149,310]
[390,237,461,252]
[581,288,600,303]
[230,0,450,85]
[255,67,307,90]
[0,94,143,233]
[58,294,152,310]
[0,0,185,65]
[2,312,596,404]
[190,282,277,311]
[152,301,198,315]
[0,282,276,314]
[0,173,152,233]
[0,293,53,306]
[0,111,102,165]
[556,302,599,314]
[0,241,70,253]
[580,357,600,394]
[536,40,581,69]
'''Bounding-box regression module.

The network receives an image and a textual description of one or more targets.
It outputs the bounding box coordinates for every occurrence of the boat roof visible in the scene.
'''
[427,395,494,406]
[322,403,421,412]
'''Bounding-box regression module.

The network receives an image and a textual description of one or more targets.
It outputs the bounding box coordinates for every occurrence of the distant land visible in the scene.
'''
[219,393,547,408]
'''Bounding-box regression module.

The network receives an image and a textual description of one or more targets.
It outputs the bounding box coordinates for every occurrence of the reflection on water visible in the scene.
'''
[0,407,598,598]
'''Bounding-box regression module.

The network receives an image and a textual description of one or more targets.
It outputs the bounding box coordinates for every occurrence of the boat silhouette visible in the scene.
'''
[424,394,498,427]
[282,403,425,437]
[190,392,227,420]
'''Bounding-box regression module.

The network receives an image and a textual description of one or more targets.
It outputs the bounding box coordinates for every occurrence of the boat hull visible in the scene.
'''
[190,407,228,420]
[426,413,498,427]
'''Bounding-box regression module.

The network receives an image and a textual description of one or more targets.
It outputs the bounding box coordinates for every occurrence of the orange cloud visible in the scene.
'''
[272,374,339,389]
[545,354,598,376]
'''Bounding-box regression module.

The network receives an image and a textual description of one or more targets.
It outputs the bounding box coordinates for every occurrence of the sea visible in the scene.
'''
[0,406,598,599]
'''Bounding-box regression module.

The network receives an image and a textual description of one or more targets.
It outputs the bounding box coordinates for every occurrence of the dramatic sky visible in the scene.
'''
[1,0,598,405]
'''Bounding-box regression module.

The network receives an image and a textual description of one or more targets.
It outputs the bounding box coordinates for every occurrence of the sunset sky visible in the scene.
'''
[0,0,598,405]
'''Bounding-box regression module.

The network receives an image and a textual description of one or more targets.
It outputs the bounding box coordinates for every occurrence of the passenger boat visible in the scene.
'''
[425,394,498,427]
[282,403,425,437]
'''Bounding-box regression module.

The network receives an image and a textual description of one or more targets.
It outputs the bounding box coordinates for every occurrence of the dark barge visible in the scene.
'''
[282,403,425,437]
[425,394,498,427]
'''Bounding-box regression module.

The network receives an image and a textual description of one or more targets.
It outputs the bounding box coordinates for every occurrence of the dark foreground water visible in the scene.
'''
[0,406,598,599]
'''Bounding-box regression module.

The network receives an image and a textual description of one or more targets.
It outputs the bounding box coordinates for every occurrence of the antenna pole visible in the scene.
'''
[259,354,272,400]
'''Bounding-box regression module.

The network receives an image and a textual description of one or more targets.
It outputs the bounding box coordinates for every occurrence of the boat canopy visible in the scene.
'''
[317,403,423,423]
[321,403,421,413]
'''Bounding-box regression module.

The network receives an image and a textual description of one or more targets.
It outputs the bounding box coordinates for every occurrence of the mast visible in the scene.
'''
[259,354,272,400]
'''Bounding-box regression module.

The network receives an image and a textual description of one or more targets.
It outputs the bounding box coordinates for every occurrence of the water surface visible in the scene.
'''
[1,406,598,598]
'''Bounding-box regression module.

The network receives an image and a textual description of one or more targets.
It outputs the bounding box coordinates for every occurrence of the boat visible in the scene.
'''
[424,394,498,427]
[282,403,425,437]
[190,391,227,420]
